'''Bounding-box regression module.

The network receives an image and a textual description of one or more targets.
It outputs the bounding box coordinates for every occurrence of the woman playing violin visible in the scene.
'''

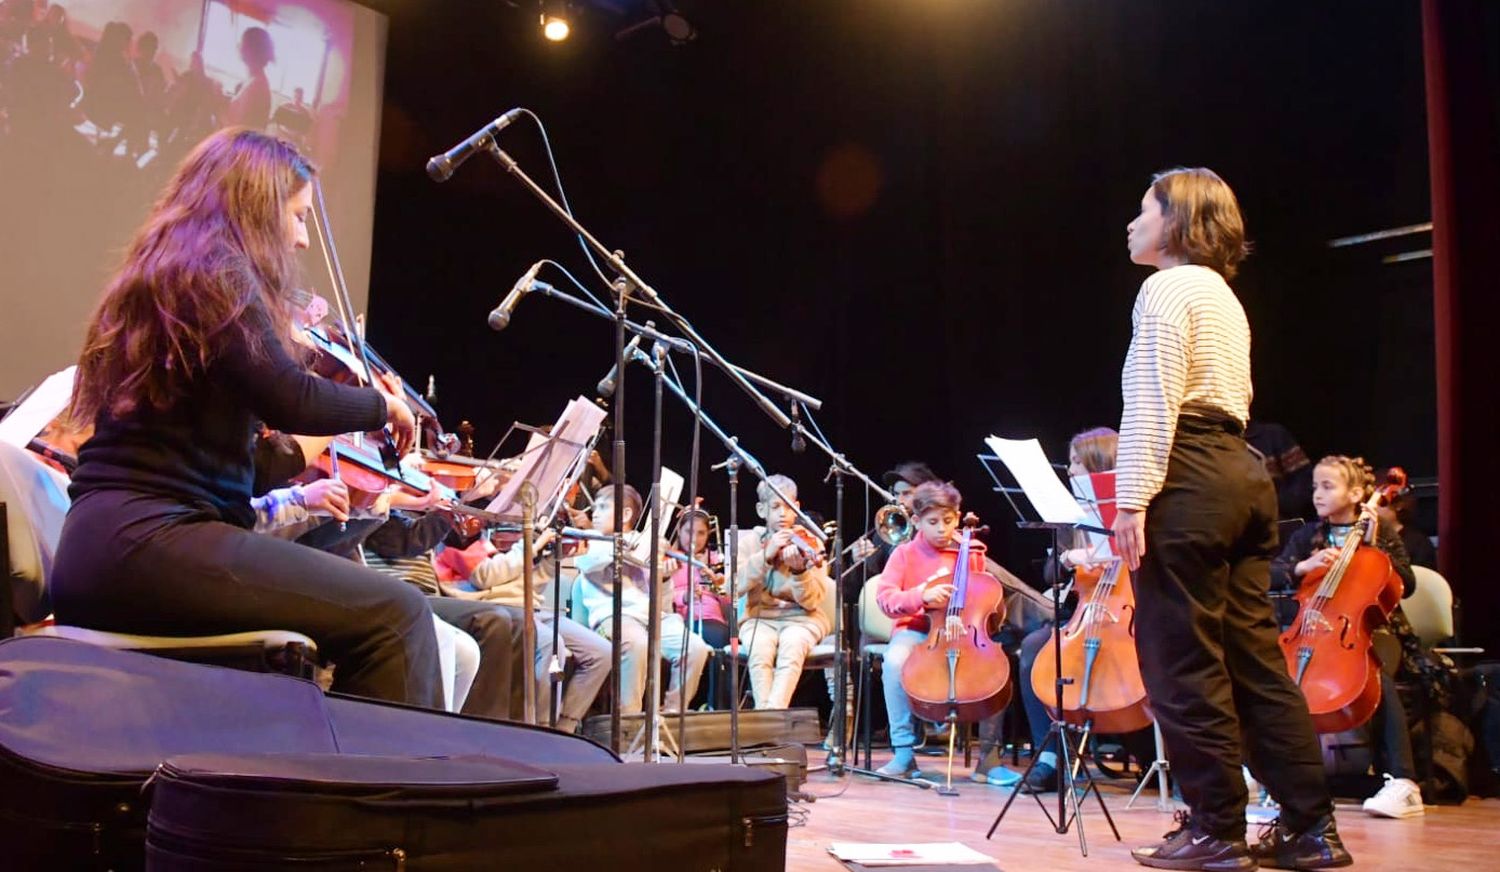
[50,128,442,708]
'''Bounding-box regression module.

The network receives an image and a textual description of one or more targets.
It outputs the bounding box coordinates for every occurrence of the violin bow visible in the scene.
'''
[310,179,403,470]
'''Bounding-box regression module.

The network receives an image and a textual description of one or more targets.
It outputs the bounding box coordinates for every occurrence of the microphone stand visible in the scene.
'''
[522,278,823,410]
[477,130,835,750]
[549,508,566,729]
[483,143,798,428]
[643,340,668,761]
[711,453,744,764]
[609,275,628,754]
[788,413,931,790]
[623,347,825,761]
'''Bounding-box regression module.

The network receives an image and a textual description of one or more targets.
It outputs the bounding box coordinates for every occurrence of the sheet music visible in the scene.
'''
[629,467,683,565]
[827,841,996,866]
[983,435,1086,524]
[485,396,605,522]
[0,367,76,448]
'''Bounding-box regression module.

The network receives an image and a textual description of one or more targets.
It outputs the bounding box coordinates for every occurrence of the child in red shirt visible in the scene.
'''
[874,480,966,778]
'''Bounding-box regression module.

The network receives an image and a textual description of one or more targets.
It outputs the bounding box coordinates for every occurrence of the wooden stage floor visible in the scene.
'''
[786,751,1500,871]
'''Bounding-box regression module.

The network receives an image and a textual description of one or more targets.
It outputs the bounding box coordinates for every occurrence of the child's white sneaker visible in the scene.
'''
[1362,774,1425,819]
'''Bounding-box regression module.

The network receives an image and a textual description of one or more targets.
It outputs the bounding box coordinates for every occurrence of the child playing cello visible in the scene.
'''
[1270,455,1423,819]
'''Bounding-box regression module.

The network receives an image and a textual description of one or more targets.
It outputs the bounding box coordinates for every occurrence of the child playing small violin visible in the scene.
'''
[1270,455,1423,819]
[671,507,731,649]
[736,474,834,710]
[872,480,972,779]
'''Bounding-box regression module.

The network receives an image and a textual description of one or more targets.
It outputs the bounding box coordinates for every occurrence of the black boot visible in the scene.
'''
[1250,815,1352,870]
[1131,811,1256,871]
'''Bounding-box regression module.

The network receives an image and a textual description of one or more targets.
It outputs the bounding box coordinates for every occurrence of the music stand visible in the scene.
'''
[484,397,606,724]
[977,436,1121,856]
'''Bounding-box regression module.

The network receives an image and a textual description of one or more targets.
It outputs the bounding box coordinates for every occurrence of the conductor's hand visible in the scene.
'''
[922,583,955,607]
[1114,508,1147,571]
[383,393,417,457]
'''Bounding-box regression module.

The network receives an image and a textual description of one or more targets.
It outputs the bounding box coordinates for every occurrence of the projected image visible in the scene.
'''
[0,0,357,171]
[0,0,385,401]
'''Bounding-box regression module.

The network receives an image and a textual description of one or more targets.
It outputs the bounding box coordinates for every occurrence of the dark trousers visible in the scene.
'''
[1018,623,1056,756]
[50,489,442,708]
[427,598,528,721]
[1133,418,1332,840]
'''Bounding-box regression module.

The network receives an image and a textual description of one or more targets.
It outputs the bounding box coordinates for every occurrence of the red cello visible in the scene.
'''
[1029,557,1152,734]
[900,514,1013,725]
[1279,468,1407,734]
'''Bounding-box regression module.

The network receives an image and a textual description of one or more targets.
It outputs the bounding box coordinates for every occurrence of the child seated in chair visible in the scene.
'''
[735,474,835,710]
[873,480,969,779]
[574,484,710,717]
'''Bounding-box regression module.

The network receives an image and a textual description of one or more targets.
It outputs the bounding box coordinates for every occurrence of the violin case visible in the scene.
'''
[0,637,787,871]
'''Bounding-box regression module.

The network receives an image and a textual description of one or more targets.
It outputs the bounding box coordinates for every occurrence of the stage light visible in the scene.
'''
[540,1,570,41]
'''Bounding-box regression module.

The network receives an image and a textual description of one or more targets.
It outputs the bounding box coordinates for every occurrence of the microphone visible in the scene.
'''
[488,261,544,331]
[426,108,523,183]
[596,335,644,397]
[790,402,807,454]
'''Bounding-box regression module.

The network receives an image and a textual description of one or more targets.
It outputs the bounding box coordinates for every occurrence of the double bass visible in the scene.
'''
[1279,468,1407,734]
[1029,556,1152,735]
[900,514,1013,727]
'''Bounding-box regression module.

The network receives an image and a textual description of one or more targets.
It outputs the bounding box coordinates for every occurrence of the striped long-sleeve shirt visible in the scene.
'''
[1117,265,1252,510]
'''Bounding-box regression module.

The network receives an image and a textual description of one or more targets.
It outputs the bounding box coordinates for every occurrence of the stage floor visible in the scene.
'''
[787,751,1500,871]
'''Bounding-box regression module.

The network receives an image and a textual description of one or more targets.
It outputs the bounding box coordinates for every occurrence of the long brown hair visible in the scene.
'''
[1151,167,1251,280]
[67,128,315,423]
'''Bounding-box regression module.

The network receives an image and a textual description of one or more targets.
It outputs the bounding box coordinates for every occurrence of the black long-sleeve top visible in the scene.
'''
[1269,518,1417,600]
[69,300,386,528]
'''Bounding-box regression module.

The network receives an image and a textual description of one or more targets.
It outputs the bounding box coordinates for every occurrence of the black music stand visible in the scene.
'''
[977,444,1121,856]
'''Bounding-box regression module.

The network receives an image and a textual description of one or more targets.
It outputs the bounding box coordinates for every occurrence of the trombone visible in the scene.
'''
[838,499,913,566]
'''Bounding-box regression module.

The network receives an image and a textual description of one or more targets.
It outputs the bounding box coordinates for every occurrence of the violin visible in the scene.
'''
[766,525,826,574]
[1030,556,1152,734]
[1279,467,1408,734]
[899,514,1013,725]
[290,288,452,454]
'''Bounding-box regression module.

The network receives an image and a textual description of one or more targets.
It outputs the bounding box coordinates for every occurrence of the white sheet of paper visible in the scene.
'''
[629,467,683,565]
[486,396,605,520]
[983,435,1086,524]
[0,366,76,448]
[827,841,995,865]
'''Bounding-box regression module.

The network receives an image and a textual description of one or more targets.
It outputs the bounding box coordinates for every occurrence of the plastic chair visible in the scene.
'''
[855,574,894,767]
[1404,565,1455,646]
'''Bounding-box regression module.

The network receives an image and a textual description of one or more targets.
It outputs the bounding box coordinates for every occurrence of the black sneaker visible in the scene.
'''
[1250,815,1353,870]
[1019,762,1058,794]
[1131,811,1257,871]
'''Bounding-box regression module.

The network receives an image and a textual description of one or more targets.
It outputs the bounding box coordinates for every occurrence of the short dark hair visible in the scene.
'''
[911,481,961,517]
[1151,167,1251,280]
[594,483,642,522]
